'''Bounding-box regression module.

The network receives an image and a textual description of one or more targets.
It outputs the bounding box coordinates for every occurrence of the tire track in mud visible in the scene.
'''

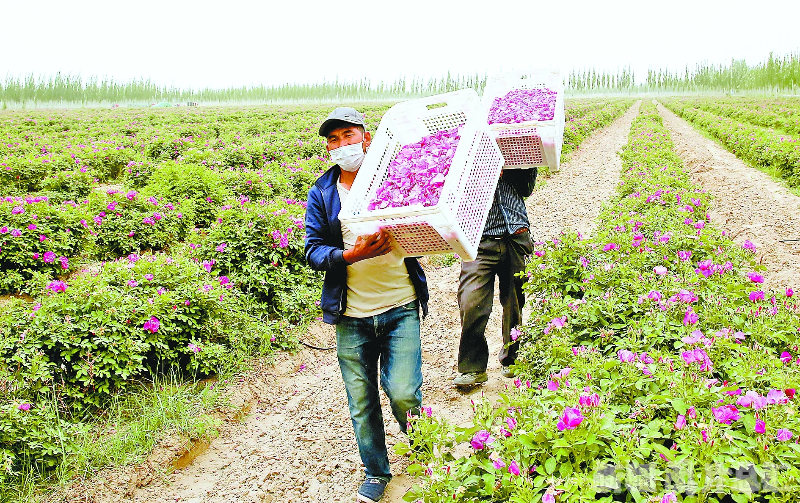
[67,101,641,503]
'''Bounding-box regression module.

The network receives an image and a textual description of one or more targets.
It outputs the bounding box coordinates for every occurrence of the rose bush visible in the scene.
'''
[0,196,90,292]
[1,252,283,402]
[0,252,288,479]
[194,198,320,322]
[87,189,195,258]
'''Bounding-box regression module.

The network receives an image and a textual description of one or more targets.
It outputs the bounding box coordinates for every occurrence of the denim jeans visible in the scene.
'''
[336,300,423,480]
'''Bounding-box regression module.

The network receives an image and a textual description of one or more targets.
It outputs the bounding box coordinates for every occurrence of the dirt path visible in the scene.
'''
[656,103,800,290]
[525,101,641,238]
[70,102,640,503]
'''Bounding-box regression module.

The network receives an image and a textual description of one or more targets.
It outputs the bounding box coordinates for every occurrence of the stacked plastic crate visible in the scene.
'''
[338,71,565,261]
[481,70,565,171]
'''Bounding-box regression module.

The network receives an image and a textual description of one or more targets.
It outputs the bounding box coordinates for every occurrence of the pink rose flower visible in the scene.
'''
[557,407,584,431]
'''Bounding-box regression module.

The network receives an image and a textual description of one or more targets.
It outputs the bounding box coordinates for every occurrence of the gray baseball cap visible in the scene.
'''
[318,107,366,137]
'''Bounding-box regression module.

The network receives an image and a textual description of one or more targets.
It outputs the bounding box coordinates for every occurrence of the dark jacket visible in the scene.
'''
[304,165,429,325]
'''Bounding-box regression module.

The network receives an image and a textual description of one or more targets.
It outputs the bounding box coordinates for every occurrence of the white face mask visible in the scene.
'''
[329,142,365,172]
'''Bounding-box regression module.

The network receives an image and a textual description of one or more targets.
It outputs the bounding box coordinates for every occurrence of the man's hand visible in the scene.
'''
[343,230,393,264]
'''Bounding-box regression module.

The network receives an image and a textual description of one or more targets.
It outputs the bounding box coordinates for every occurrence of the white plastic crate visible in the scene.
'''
[481,69,565,171]
[338,89,505,262]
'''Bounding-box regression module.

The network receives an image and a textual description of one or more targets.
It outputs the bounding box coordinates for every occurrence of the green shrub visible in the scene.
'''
[121,159,159,189]
[37,168,95,202]
[0,396,86,482]
[88,190,195,258]
[0,155,51,193]
[69,144,137,182]
[195,199,321,323]
[141,161,233,227]
[0,197,91,292]
[0,253,281,404]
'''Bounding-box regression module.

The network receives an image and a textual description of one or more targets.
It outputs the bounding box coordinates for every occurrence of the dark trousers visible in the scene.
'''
[457,231,533,373]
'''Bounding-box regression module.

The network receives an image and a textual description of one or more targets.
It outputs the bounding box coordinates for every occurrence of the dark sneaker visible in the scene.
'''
[453,371,488,387]
[501,365,515,378]
[357,477,389,503]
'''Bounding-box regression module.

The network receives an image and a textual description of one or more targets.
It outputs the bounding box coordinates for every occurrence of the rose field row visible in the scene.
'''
[402,101,800,503]
[661,99,800,188]
[662,97,800,135]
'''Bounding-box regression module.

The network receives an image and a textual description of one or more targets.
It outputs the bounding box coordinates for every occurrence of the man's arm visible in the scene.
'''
[304,186,393,271]
[502,167,538,199]
[304,186,348,272]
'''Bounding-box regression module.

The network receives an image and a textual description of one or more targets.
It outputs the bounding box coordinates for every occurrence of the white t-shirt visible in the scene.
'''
[337,182,417,318]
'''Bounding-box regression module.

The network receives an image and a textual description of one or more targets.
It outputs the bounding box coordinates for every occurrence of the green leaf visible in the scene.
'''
[402,486,423,502]
[670,398,688,415]
[406,463,425,476]
[519,433,536,449]
[483,473,495,493]
[544,457,556,474]
[650,443,674,461]
[628,484,643,502]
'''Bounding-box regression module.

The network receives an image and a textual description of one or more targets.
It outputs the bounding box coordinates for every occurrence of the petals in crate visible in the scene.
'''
[488,88,558,124]
[368,127,461,210]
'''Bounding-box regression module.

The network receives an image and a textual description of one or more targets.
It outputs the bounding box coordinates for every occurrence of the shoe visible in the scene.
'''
[453,371,488,387]
[357,477,389,503]
[501,365,515,378]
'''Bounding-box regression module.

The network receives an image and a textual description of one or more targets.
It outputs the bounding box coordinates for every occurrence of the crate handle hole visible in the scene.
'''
[426,102,448,110]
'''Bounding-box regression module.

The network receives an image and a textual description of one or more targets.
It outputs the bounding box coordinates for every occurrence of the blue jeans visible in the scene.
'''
[336,300,423,480]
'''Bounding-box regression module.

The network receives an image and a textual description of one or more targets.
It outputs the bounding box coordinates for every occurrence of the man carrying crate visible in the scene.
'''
[453,168,537,387]
[304,107,429,503]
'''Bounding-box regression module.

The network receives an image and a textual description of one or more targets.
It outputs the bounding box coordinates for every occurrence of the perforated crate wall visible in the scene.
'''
[496,128,545,166]
[339,89,504,261]
[422,111,467,135]
[385,221,452,255]
[445,131,506,247]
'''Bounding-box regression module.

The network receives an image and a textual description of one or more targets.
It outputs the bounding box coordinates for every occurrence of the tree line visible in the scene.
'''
[1,52,798,107]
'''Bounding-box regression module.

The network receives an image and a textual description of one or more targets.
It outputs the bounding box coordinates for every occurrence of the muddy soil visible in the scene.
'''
[53,102,642,503]
[657,102,800,290]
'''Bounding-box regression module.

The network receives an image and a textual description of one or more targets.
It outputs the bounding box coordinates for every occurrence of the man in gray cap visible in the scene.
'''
[304,107,429,503]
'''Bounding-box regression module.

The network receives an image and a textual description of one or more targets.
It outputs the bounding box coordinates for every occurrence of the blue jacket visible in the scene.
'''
[304,165,429,324]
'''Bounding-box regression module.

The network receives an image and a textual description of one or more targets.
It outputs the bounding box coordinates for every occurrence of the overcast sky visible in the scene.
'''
[3,0,798,89]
